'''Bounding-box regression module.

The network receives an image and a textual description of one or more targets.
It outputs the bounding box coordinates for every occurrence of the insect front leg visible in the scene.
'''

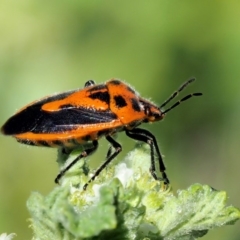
[83,135,122,190]
[125,128,169,185]
[55,140,98,184]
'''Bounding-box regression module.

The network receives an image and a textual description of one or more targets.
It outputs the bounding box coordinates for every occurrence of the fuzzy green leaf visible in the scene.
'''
[27,145,240,240]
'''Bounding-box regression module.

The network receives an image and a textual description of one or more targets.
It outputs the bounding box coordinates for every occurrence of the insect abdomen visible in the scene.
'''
[16,138,71,148]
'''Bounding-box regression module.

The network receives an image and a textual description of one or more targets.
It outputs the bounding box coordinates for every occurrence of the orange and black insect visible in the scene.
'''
[1,78,202,189]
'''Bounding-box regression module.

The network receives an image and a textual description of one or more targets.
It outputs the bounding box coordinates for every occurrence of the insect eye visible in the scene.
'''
[144,106,161,120]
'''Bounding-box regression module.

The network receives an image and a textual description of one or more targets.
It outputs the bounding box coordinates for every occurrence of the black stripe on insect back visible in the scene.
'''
[114,95,127,108]
[88,91,110,105]
[35,89,79,106]
[109,80,121,85]
[2,101,117,135]
[126,86,136,94]
[87,84,106,92]
[1,89,79,135]
[131,98,141,112]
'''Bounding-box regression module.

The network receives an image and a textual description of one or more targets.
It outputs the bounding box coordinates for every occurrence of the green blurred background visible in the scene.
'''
[0,1,239,239]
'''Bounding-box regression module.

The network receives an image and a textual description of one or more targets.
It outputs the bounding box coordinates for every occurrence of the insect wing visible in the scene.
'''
[1,85,117,136]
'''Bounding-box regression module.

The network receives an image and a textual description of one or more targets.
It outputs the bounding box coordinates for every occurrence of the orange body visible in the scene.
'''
[1,79,163,147]
[1,78,202,188]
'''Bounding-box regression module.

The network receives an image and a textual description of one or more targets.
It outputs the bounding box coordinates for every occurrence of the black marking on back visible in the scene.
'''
[87,84,106,92]
[114,95,127,108]
[110,80,121,85]
[2,103,117,135]
[131,98,141,112]
[89,91,110,105]
[37,89,78,105]
[1,89,78,135]
[127,86,135,94]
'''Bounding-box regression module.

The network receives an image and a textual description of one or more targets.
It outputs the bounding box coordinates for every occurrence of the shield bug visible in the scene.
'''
[1,78,202,189]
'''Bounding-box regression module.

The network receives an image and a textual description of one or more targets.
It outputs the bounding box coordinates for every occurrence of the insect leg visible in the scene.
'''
[55,140,98,184]
[83,135,122,190]
[106,146,113,159]
[84,80,96,87]
[125,128,169,184]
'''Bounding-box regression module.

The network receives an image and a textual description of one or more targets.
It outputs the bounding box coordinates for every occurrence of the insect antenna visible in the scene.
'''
[160,78,202,114]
